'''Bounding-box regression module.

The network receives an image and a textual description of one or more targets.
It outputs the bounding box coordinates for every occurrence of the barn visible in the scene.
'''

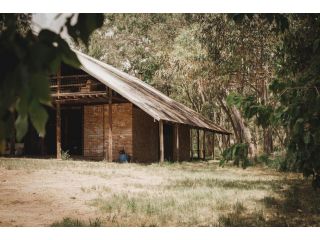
[22,50,231,163]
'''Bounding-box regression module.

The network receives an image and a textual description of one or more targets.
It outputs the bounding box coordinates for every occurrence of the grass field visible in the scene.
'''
[0,157,319,226]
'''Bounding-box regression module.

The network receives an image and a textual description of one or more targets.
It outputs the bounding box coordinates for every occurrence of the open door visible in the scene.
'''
[61,106,83,155]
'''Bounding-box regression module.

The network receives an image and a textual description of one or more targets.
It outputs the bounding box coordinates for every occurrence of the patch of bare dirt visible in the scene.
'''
[0,168,107,226]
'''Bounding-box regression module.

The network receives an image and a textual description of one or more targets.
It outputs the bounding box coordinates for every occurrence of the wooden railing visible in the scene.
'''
[50,74,107,96]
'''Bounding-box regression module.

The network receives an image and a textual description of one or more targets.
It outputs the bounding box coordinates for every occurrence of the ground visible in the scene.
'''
[0,158,319,227]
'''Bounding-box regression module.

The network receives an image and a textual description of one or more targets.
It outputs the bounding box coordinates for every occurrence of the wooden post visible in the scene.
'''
[190,129,193,160]
[56,102,61,159]
[203,130,206,161]
[212,133,215,160]
[56,66,61,160]
[108,88,113,162]
[197,129,200,159]
[103,104,107,161]
[175,124,180,162]
[159,120,164,163]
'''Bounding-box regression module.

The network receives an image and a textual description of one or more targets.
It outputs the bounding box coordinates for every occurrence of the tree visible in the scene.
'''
[0,13,104,152]
[84,14,285,161]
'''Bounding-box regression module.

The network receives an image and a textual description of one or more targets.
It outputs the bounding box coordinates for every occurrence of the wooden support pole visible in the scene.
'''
[108,88,113,162]
[159,120,164,163]
[203,130,206,161]
[56,102,61,159]
[190,129,193,160]
[56,66,61,160]
[175,123,180,162]
[197,129,200,159]
[212,133,215,160]
[103,104,107,161]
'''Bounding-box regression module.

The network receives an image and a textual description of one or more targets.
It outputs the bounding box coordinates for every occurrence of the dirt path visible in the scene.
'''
[0,168,106,226]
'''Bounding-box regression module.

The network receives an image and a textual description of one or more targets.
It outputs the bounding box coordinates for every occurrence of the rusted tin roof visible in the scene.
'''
[75,50,231,134]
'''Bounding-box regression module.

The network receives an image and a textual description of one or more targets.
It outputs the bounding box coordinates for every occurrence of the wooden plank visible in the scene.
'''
[56,66,62,160]
[108,88,113,162]
[190,129,193,159]
[159,120,164,163]
[103,104,107,161]
[50,74,91,80]
[212,133,215,160]
[57,67,61,98]
[203,130,206,160]
[175,123,180,162]
[197,129,200,159]
[56,102,61,159]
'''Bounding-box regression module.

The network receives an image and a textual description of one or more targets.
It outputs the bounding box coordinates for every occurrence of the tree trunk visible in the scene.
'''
[263,127,273,154]
[217,96,242,143]
[231,105,257,161]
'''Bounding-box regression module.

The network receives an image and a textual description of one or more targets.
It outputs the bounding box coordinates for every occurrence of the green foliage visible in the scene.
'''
[61,150,71,161]
[221,143,250,169]
[227,92,279,128]
[0,14,104,150]
[65,14,104,46]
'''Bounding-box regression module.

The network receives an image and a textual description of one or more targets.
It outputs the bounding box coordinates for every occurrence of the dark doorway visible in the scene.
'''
[163,123,174,162]
[61,106,83,155]
[24,107,56,156]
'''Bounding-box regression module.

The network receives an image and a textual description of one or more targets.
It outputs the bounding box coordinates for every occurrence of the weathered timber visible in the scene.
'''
[159,120,164,163]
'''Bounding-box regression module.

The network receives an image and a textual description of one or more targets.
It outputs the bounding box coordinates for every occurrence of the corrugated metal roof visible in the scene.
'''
[75,50,231,134]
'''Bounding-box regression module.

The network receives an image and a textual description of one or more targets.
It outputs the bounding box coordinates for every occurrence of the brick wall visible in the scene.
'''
[103,103,133,161]
[83,105,104,158]
[132,106,159,163]
[83,103,190,162]
[83,103,133,160]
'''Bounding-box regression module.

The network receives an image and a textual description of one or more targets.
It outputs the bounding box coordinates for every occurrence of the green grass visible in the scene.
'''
[1,157,320,226]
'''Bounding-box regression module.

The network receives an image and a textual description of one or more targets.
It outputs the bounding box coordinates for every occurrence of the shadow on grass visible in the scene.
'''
[168,178,285,191]
[218,179,320,226]
[51,217,102,227]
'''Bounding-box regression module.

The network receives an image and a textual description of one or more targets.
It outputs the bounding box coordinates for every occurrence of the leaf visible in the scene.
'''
[16,90,29,117]
[57,38,81,68]
[29,73,51,105]
[28,99,48,137]
[15,114,28,141]
[67,13,104,46]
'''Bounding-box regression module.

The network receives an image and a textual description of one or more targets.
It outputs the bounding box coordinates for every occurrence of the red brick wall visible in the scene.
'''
[83,103,133,160]
[83,103,189,162]
[132,106,159,163]
[83,105,104,158]
[103,103,133,161]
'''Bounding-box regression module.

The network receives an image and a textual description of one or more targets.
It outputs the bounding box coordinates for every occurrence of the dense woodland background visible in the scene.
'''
[1,14,320,176]
[75,14,320,174]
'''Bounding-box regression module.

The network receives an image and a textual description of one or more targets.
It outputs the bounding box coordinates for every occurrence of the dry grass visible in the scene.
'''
[0,157,319,226]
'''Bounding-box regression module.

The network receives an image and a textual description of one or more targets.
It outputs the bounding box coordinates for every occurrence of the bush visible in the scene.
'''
[61,150,71,161]
[220,143,250,169]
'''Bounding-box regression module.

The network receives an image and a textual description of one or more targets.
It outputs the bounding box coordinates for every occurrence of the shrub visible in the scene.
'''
[220,143,250,169]
[61,150,71,161]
